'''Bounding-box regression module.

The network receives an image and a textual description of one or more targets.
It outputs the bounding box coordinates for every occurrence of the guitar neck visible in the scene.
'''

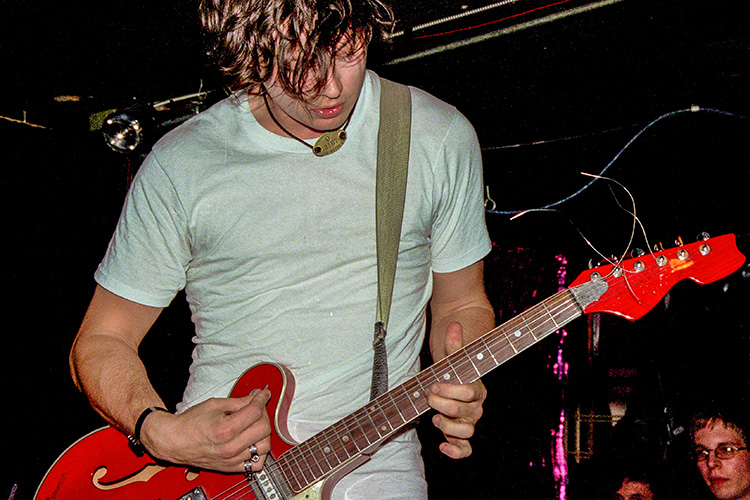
[274,280,606,494]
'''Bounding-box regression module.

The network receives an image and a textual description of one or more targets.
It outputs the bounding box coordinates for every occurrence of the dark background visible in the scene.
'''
[3,1,749,499]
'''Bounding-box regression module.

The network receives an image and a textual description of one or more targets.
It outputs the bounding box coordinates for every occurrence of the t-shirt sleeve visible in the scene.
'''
[429,110,492,273]
[94,152,191,307]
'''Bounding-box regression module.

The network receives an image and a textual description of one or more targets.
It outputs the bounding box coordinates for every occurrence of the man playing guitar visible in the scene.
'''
[69,0,495,498]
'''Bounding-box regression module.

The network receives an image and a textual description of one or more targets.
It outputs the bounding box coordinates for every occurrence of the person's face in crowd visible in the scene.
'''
[613,479,654,500]
[694,420,750,500]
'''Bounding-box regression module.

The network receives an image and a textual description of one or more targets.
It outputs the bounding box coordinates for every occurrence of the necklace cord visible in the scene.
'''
[260,85,354,153]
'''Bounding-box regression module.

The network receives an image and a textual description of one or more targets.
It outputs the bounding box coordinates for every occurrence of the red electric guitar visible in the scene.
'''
[35,234,746,500]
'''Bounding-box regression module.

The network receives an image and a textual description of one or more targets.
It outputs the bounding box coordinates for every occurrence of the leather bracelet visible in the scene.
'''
[128,406,169,456]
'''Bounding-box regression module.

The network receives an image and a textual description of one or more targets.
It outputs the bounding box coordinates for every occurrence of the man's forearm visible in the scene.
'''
[70,332,165,435]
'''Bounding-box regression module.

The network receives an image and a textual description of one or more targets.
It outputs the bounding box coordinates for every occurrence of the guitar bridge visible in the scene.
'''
[177,487,208,500]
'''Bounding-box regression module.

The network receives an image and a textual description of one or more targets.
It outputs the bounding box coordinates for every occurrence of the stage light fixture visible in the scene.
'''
[102,110,145,153]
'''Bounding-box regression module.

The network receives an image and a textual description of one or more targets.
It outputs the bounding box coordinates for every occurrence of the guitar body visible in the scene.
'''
[35,363,297,500]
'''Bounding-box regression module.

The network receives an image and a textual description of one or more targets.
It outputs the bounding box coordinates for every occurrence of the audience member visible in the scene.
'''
[690,402,750,500]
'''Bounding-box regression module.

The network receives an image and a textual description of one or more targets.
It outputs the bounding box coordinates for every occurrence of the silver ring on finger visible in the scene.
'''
[249,444,260,462]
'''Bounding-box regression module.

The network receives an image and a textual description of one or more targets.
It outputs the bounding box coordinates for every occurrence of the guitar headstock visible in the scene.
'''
[569,234,746,321]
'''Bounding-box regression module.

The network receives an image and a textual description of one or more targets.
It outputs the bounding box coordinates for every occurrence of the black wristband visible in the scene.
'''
[128,406,169,456]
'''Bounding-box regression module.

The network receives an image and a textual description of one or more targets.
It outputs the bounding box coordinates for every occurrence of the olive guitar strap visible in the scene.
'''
[370,78,412,400]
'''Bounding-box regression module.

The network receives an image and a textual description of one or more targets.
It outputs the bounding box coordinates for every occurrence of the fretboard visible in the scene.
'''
[273,284,597,494]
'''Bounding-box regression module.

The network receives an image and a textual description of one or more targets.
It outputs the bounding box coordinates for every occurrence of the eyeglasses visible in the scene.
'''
[694,445,748,462]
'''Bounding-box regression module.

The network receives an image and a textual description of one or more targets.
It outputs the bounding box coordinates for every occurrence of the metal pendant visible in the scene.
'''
[313,130,347,157]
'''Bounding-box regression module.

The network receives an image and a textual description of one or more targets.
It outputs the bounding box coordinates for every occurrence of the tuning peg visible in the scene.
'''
[697,232,711,241]
[654,242,665,252]
[631,248,645,258]
[675,236,684,246]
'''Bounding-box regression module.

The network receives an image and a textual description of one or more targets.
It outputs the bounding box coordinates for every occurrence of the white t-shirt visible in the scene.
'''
[95,70,491,499]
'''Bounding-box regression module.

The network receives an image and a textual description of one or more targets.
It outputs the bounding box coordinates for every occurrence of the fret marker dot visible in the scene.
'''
[324,447,331,453]
[477,353,484,360]
[342,436,349,442]
[514,330,522,338]
[443,374,451,380]
[381,425,387,431]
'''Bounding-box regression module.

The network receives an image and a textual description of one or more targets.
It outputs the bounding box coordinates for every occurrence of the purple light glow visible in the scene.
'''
[551,254,569,499]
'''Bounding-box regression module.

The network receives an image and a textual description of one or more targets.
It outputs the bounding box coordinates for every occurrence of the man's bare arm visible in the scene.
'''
[70,284,272,472]
[427,260,495,459]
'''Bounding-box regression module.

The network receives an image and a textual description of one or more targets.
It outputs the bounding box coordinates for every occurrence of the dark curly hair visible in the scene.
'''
[200,0,394,98]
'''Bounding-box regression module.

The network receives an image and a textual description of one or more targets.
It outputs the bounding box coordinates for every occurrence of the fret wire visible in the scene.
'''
[325,423,351,463]
[400,378,429,415]
[429,357,452,385]
[294,440,322,484]
[385,390,407,425]
[460,342,483,379]
[283,450,309,492]
[538,296,574,334]
[481,336,500,366]
[443,351,464,384]
[289,447,313,489]
[529,305,554,333]
[323,427,349,470]
[469,336,499,375]
[344,411,372,450]
[519,314,534,345]
[523,306,553,338]
[416,364,441,393]
[312,432,336,474]
[361,405,380,439]
[547,296,569,324]
[443,355,463,384]
[392,383,419,421]
[331,418,360,456]
[273,455,300,493]
[500,321,521,354]
[355,405,383,444]
[366,400,394,437]
[484,324,516,363]
[312,432,335,475]
[457,348,481,381]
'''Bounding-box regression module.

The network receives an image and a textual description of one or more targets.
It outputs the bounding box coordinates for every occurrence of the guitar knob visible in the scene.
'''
[697,232,711,241]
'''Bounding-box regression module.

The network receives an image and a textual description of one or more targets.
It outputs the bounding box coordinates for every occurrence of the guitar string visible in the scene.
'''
[209,250,685,499]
